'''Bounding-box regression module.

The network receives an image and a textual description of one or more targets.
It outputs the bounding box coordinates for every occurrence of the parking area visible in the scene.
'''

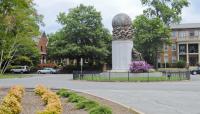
[0,74,200,114]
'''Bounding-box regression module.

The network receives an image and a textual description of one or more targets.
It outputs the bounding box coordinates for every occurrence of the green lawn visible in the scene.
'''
[0,74,31,79]
[80,75,188,82]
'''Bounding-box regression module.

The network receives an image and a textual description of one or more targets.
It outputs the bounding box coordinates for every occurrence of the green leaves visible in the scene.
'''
[133,15,171,65]
[48,4,111,65]
[140,0,190,25]
[0,0,42,73]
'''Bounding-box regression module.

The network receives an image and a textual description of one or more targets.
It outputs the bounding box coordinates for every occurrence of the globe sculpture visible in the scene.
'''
[112,13,133,40]
[112,13,134,71]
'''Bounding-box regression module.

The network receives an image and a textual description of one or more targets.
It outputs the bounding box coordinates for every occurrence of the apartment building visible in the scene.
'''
[159,23,200,66]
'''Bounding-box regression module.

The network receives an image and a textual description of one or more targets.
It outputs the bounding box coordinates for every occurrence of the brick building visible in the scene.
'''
[37,32,48,64]
[159,23,200,67]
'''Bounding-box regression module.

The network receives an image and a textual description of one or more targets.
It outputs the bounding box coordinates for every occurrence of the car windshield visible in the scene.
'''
[44,68,52,70]
[15,66,25,69]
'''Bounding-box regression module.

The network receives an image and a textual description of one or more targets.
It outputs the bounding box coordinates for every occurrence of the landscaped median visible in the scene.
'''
[0,85,141,114]
[56,88,112,114]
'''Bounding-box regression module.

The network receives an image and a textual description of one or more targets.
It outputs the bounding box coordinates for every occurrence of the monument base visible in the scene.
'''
[110,70,129,73]
[112,40,133,71]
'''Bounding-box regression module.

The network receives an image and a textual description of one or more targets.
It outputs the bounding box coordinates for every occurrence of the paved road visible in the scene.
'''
[0,74,200,114]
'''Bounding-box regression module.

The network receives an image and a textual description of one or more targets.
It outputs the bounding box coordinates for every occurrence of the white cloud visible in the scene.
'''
[34,0,199,34]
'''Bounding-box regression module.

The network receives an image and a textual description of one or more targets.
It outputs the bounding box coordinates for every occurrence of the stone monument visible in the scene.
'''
[112,13,133,71]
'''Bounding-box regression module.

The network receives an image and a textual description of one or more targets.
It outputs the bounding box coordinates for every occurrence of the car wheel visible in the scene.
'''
[38,71,41,74]
[193,71,197,75]
[20,71,23,74]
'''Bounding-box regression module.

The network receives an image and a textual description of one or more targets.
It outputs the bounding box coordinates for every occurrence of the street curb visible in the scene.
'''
[70,89,145,114]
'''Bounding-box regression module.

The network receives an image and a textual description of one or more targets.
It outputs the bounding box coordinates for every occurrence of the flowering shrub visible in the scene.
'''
[35,85,62,114]
[130,61,152,73]
[38,63,58,68]
[0,85,24,114]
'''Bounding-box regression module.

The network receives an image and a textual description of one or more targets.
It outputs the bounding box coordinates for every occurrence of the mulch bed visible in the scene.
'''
[77,92,134,114]
[0,88,136,114]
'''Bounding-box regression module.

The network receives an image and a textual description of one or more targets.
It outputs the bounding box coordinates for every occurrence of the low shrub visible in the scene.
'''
[57,89,112,114]
[0,85,24,114]
[38,63,58,68]
[56,89,73,97]
[176,60,186,68]
[35,85,47,96]
[76,100,99,110]
[68,94,86,103]
[89,106,112,114]
[35,85,62,114]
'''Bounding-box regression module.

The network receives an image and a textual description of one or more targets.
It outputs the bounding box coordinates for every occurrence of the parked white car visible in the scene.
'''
[11,66,30,74]
[37,68,57,74]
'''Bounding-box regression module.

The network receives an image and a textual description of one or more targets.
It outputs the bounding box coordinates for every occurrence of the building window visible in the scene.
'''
[189,44,198,53]
[179,31,186,38]
[179,44,186,54]
[157,57,161,63]
[172,56,176,63]
[164,56,168,63]
[164,44,168,51]
[195,31,199,37]
[189,31,195,37]
[172,44,176,51]
[41,46,43,52]
[171,31,176,38]
[179,55,186,61]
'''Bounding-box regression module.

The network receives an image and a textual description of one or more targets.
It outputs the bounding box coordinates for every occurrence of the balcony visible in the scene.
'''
[177,36,200,42]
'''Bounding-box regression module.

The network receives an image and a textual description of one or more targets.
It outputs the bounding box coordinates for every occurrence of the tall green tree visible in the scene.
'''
[133,15,170,66]
[48,4,111,67]
[141,0,190,25]
[0,0,43,74]
[133,0,189,69]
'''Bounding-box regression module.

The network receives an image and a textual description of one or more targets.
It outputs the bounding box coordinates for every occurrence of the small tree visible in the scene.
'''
[13,56,33,66]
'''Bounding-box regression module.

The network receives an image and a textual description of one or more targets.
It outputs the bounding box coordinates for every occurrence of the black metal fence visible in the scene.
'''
[73,70,190,82]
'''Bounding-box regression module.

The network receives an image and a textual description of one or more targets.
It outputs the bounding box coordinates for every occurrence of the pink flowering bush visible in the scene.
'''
[130,61,152,73]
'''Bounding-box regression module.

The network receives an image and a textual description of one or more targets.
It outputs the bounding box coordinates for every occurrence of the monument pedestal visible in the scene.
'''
[112,40,133,72]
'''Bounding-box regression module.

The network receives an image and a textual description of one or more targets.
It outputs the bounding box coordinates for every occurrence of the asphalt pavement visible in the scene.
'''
[0,74,200,114]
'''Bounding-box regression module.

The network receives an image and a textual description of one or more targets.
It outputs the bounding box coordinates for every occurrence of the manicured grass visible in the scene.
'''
[0,74,31,79]
[81,75,187,82]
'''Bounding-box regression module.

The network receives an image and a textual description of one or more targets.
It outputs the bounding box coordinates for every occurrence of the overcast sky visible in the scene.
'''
[34,0,200,34]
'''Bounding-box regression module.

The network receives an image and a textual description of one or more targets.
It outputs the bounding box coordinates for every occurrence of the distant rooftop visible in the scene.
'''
[171,23,200,29]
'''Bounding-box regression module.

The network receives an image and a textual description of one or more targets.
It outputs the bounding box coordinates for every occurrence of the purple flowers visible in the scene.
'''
[130,61,152,73]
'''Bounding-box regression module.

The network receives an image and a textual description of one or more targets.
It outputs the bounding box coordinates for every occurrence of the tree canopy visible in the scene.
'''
[133,15,170,65]
[141,0,190,25]
[0,0,43,74]
[48,4,112,66]
[133,0,189,69]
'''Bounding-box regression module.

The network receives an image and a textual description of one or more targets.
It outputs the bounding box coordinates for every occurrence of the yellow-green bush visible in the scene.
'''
[0,85,24,114]
[35,85,62,114]
[35,85,47,96]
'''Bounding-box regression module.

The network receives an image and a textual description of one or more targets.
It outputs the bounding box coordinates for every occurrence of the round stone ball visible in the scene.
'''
[112,13,132,28]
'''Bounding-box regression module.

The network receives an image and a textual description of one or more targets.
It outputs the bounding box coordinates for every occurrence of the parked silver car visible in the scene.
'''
[37,68,57,74]
[11,66,30,74]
